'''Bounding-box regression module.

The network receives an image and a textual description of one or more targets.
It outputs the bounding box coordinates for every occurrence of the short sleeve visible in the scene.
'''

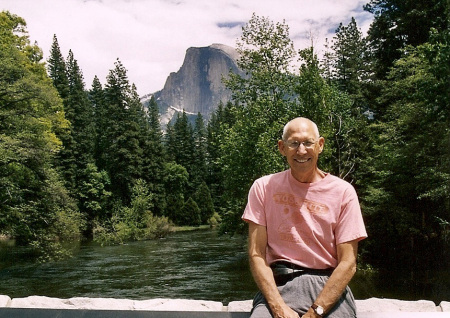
[334,185,367,244]
[242,179,267,226]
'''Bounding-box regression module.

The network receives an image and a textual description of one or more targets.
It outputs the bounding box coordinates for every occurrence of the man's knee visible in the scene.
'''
[250,303,272,318]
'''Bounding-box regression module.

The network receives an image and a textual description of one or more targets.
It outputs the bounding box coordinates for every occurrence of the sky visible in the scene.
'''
[1,0,373,96]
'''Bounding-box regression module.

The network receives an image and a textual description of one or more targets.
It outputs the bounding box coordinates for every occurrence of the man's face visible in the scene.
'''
[278,119,324,181]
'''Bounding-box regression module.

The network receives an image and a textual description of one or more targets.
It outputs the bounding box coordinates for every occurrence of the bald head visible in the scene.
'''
[282,117,320,141]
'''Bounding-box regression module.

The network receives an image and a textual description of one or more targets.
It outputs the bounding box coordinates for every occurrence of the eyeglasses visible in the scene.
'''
[284,140,318,149]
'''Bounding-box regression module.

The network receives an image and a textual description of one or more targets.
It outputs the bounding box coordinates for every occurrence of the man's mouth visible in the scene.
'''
[294,158,310,163]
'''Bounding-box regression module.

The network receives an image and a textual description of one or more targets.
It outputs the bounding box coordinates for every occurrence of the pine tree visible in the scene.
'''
[321,38,334,84]
[147,96,162,133]
[47,35,76,191]
[330,17,369,109]
[206,103,223,206]
[47,34,69,101]
[102,59,146,204]
[179,197,201,226]
[169,111,195,181]
[192,182,215,224]
[66,50,96,163]
[89,76,107,170]
[143,96,166,216]
[66,50,108,231]
[191,113,207,189]
[163,162,189,224]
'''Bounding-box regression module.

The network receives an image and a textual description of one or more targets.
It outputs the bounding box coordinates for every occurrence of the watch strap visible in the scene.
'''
[311,303,324,316]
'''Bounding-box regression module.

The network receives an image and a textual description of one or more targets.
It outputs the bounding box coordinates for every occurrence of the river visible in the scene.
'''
[0,229,255,304]
[0,229,448,305]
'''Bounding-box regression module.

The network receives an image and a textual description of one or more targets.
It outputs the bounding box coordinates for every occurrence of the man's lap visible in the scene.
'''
[250,274,357,318]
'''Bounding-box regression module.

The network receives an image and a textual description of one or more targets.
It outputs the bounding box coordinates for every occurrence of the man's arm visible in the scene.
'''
[248,221,300,318]
[302,240,359,318]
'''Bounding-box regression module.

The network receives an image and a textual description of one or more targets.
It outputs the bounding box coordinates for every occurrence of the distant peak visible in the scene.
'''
[209,43,231,50]
[209,43,239,60]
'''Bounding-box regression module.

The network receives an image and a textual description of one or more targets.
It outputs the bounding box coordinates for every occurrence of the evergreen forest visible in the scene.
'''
[1,0,449,288]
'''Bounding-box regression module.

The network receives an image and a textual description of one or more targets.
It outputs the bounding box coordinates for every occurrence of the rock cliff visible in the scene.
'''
[142,44,243,126]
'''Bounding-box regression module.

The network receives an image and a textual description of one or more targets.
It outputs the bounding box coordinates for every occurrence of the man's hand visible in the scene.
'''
[271,303,301,318]
[300,308,320,318]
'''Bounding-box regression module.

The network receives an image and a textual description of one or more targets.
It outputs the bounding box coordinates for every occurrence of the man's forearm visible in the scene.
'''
[249,255,286,313]
[314,259,356,312]
[247,222,300,318]
[304,241,359,317]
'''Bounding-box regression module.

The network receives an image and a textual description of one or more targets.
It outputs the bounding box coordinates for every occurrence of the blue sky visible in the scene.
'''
[1,0,373,96]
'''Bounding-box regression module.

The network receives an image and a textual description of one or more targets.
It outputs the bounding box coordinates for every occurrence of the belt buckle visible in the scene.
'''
[272,267,294,276]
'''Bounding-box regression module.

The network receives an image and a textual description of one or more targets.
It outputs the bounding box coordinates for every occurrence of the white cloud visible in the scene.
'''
[1,0,373,95]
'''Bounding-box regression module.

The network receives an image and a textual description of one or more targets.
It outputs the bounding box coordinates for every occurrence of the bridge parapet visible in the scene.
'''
[0,296,448,317]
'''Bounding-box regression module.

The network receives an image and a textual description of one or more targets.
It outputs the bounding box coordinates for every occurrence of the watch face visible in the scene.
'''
[316,306,324,315]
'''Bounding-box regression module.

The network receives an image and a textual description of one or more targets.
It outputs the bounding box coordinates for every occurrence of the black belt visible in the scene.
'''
[270,261,334,286]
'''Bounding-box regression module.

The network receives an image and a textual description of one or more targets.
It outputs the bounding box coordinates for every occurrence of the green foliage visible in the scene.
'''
[206,101,236,209]
[77,163,111,226]
[163,162,189,225]
[140,96,167,216]
[325,17,370,110]
[364,0,448,79]
[165,111,196,183]
[191,113,208,189]
[93,179,172,245]
[359,37,450,271]
[47,35,76,190]
[192,181,215,224]
[47,34,69,101]
[101,60,151,204]
[207,212,222,228]
[0,11,84,260]
[179,197,201,227]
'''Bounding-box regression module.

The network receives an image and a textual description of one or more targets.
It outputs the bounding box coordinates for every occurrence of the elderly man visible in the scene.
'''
[242,117,367,318]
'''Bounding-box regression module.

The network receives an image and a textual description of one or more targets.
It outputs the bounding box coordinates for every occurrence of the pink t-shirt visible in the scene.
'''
[242,170,367,269]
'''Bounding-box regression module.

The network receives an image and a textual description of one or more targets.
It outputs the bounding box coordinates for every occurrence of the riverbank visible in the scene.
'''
[0,295,449,313]
[171,225,211,232]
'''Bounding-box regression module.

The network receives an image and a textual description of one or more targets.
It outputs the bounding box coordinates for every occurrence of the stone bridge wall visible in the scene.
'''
[0,295,449,314]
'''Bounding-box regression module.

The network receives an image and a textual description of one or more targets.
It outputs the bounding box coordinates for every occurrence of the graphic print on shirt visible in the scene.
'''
[273,192,329,245]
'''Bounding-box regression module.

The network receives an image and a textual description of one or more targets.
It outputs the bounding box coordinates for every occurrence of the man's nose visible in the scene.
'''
[296,144,308,154]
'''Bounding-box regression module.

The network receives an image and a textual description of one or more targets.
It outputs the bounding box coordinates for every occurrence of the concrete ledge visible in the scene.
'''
[8,296,222,311]
[355,298,439,312]
[359,314,450,318]
[226,298,450,313]
[441,302,450,312]
[0,296,10,308]
[1,296,449,315]
[0,308,250,318]
[0,308,449,318]
[227,300,252,312]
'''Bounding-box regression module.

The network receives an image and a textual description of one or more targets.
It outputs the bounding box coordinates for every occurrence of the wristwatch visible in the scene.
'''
[311,303,324,316]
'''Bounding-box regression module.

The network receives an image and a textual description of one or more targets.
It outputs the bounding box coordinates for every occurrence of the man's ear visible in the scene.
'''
[278,140,286,156]
[318,136,325,153]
